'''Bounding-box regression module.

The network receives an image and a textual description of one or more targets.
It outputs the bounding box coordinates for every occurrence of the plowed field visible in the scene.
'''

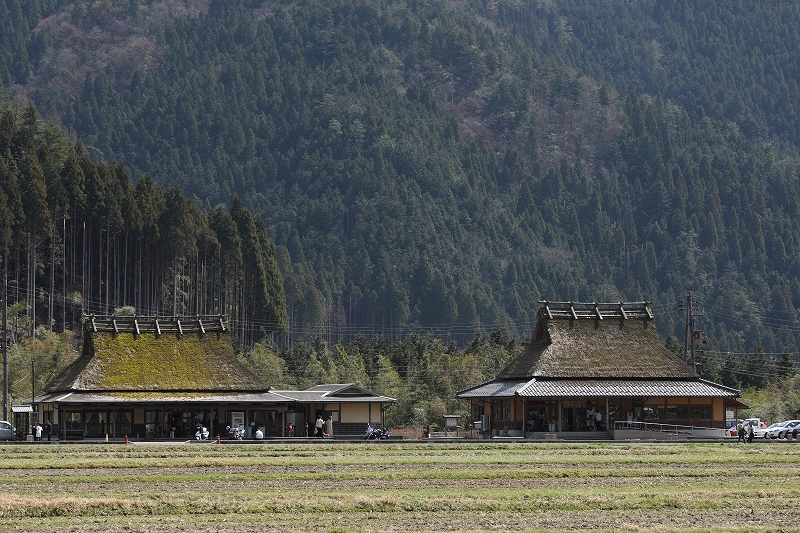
[1,441,797,532]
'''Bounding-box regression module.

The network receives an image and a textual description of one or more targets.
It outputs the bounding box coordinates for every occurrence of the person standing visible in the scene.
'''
[326,415,334,438]
[304,422,309,437]
[45,420,52,441]
[746,422,754,443]
[34,423,42,441]
[737,421,745,443]
[314,415,324,438]
[595,411,602,431]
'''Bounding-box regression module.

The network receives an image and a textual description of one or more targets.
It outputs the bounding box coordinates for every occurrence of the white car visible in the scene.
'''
[776,420,800,439]
[766,420,798,439]
[766,421,792,439]
[754,423,778,439]
[743,418,761,429]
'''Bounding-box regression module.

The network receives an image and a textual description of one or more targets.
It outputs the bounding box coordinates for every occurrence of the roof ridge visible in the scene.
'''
[85,315,228,335]
[537,301,653,320]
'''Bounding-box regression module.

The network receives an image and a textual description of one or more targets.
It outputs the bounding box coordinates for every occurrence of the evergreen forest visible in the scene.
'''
[3,0,800,424]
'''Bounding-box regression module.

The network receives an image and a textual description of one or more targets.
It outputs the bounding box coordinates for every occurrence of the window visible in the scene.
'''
[471,404,483,422]
[666,405,689,420]
[250,411,276,425]
[690,405,712,419]
[492,401,510,420]
[145,410,159,437]
[65,412,82,429]
[643,405,665,420]
[115,411,133,438]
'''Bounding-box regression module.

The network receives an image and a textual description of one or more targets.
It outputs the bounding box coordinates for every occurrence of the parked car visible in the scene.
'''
[754,423,778,439]
[743,418,762,429]
[726,418,743,429]
[777,420,800,439]
[766,421,793,439]
[728,418,757,437]
[0,420,15,440]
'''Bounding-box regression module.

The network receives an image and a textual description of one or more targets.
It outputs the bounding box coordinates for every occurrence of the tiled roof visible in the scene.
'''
[271,384,396,403]
[516,378,739,398]
[37,385,395,405]
[36,390,295,404]
[496,301,697,380]
[303,384,353,392]
[455,379,533,398]
[457,378,739,398]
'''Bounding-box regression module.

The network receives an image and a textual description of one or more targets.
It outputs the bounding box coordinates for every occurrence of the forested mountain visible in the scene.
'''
[3,0,800,406]
[0,95,287,342]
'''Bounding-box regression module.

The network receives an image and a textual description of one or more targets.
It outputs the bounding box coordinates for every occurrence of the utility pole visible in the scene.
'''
[2,255,6,422]
[683,292,691,364]
[30,359,35,413]
[682,292,703,373]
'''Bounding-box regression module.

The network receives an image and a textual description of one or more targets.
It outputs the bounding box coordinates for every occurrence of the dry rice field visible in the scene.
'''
[0,440,798,532]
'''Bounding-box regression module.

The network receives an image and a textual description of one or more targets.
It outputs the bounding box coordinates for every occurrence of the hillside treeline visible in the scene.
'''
[242,326,521,428]
[0,97,286,347]
[2,0,800,394]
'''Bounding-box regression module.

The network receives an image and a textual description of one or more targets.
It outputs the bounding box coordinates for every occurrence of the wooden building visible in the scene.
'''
[34,316,394,440]
[457,301,741,437]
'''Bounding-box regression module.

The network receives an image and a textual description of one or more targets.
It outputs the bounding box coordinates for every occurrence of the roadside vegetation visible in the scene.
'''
[1,442,799,532]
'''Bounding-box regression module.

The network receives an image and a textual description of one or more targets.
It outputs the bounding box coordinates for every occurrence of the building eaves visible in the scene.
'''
[271,388,396,403]
[515,379,740,398]
[456,379,534,398]
[35,390,294,404]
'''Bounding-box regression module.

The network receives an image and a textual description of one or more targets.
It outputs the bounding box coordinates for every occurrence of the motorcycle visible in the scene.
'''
[364,425,389,440]
[227,426,245,440]
[195,425,209,440]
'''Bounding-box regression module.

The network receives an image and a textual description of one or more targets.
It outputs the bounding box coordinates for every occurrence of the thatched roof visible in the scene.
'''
[496,301,697,380]
[44,316,269,393]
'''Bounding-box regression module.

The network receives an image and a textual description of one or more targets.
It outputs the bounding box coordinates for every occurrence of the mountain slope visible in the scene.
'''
[4,0,800,365]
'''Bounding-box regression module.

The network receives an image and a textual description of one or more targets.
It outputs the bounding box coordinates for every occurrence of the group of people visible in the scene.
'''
[284,415,333,438]
[32,421,52,441]
[737,421,756,443]
[314,415,333,438]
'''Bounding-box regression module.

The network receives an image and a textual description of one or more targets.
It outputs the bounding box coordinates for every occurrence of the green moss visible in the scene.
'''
[92,332,240,391]
[107,392,213,400]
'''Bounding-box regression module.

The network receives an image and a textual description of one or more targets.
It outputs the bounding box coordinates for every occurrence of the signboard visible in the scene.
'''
[231,411,244,430]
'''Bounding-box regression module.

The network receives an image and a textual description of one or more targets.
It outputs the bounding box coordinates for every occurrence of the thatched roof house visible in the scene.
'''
[44,315,269,395]
[457,302,740,439]
[35,316,394,440]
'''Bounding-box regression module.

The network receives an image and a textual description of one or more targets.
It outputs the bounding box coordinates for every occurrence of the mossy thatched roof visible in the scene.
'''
[44,316,269,393]
[496,302,697,380]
